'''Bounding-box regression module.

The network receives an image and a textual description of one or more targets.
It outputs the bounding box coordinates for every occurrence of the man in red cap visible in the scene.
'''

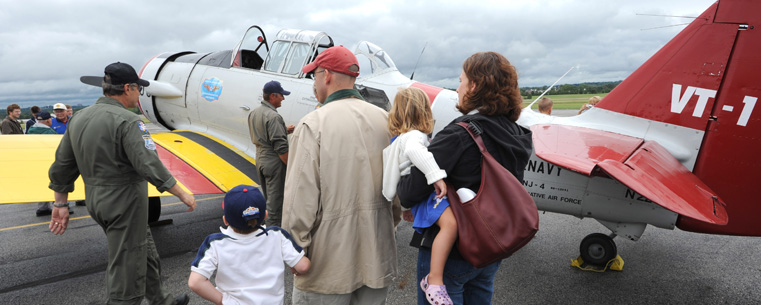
[282,46,398,304]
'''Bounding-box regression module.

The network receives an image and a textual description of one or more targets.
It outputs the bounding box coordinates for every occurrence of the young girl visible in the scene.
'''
[382,87,456,305]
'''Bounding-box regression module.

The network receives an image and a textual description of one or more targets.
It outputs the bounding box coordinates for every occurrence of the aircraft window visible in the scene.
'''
[354,41,396,76]
[264,41,291,73]
[283,42,310,75]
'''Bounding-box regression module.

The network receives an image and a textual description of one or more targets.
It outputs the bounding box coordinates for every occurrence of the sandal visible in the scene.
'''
[420,274,453,305]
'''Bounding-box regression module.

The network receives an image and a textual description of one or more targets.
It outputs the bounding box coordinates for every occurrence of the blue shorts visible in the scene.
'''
[411,192,450,234]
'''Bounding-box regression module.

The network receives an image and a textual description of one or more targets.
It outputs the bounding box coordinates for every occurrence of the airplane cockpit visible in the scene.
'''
[229,26,392,109]
[354,41,397,77]
[260,29,334,78]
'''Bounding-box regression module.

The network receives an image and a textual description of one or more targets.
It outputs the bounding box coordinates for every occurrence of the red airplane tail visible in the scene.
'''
[595,0,761,235]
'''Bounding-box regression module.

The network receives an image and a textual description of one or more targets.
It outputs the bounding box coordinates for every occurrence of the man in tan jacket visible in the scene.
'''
[282,46,397,304]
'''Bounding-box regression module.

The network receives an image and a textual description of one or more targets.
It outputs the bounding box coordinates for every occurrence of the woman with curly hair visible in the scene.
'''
[397,52,533,305]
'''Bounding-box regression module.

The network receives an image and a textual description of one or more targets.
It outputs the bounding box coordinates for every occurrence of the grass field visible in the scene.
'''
[522,93,608,110]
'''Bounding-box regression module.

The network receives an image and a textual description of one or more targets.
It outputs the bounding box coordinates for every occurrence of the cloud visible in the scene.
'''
[0,0,716,107]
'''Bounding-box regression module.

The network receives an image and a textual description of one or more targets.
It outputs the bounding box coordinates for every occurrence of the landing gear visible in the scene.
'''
[148,197,173,227]
[579,233,617,266]
[148,197,161,223]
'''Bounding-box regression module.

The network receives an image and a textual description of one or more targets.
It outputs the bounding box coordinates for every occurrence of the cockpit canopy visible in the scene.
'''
[232,26,398,80]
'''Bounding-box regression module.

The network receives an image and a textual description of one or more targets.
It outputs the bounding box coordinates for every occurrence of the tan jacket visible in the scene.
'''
[282,96,397,294]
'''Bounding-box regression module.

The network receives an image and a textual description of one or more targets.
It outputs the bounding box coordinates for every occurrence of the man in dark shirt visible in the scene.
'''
[1,104,23,134]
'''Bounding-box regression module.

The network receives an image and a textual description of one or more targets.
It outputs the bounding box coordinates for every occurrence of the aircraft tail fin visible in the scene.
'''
[591,0,761,236]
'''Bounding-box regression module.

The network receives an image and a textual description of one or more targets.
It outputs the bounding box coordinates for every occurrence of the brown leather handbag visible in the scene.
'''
[449,122,539,268]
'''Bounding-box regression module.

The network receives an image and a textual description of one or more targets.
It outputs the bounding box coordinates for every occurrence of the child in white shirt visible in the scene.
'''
[382,87,455,305]
[188,185,310,305]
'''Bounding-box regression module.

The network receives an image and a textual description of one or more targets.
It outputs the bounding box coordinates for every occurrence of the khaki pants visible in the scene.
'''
[87,182,173,305]
[292,285,389,305]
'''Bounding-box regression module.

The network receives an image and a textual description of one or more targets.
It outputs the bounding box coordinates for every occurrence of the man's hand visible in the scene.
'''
[49,206,70,235]
[287,124,295,134]
[168,184,197,212]
[180,192,197,212]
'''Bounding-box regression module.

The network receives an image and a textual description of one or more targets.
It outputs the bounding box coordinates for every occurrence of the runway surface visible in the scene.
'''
[2,194,760,304]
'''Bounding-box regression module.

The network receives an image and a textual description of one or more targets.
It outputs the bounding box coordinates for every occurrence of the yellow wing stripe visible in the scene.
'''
[151,130,258,192]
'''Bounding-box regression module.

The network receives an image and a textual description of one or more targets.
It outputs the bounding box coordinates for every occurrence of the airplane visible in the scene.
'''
[0,0,756,267]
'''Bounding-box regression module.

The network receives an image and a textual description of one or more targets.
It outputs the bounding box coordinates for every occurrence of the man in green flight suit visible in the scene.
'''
[48,62,196,305]
[248,80,294,227]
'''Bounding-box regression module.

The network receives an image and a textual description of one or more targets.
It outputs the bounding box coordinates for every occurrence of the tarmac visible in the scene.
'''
[2,110,761,304]
[1,194,760,304]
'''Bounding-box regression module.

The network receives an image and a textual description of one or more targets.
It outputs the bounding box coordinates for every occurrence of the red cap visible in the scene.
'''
[302,45,360,77]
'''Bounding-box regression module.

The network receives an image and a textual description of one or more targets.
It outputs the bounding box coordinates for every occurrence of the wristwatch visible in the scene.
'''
[53,202,70,208]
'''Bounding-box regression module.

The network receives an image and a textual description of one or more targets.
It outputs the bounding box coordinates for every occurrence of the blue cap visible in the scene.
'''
[263,80,291,96]
[223,185,266,230]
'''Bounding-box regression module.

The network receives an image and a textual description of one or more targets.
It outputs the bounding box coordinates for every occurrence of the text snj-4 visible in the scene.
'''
[672,83,757,126]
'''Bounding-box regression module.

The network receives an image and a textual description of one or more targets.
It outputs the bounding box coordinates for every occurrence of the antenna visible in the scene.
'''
[526,66,576,109]
[635,13,703,31]
[410,42,428,80]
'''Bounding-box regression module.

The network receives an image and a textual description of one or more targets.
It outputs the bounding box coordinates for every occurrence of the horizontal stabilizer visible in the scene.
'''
[530,124,643,175]
[532,124,728,225]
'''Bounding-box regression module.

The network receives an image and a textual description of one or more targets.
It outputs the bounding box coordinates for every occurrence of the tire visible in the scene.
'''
[579,233,617,266]
[148,197,162,223]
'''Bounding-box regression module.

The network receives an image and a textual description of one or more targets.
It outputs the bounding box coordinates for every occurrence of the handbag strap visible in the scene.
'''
[456,122,488,155]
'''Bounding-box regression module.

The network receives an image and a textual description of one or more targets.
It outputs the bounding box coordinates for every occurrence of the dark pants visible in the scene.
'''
[87,182,173,305]
[257,160,286,227]
[416,248,501,305]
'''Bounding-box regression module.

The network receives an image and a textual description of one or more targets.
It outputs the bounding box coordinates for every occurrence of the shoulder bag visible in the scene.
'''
[448,122,539,268]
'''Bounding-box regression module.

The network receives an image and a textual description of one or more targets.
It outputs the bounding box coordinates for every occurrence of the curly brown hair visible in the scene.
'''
[457,52,522,121]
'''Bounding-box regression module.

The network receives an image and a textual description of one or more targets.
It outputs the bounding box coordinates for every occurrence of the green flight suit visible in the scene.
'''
[49,96,177,305]
[248,100,288,227]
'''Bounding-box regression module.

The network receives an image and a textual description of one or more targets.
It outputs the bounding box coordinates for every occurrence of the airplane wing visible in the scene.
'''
[0,131,258,204]
[531,124,728,225]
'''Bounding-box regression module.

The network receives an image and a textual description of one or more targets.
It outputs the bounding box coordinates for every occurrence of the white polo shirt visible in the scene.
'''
[191,226,305,305]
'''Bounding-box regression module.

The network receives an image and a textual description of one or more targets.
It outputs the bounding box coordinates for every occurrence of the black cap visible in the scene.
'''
[104,62,150,87]
[36,111,51,120]
[263,80,291,96]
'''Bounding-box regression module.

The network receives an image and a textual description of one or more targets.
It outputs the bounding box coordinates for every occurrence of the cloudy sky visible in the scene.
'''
[0,0,716,108]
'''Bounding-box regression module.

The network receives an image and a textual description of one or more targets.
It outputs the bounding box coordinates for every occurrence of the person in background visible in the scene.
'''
[578,96,601,115]
[48,62,196,305]
[28,111,62,216]
[397,52,533,305]
[248,80,295,227]
[283,46,397,305]
[538,97,553,115]
[50,103,69,134]
[1,104,23,134]
[66,104,73,118]
[188,185,310,305]
[25,106,41,133]
[27,111,56,135]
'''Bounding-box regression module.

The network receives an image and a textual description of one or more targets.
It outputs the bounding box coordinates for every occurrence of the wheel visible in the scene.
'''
[148,197,162,223]
[579,233,617,266]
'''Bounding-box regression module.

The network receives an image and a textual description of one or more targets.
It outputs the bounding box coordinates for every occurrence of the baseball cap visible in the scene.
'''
[263,80,291,96]
[301,45,360,77]
[104,62,150,87]
[222,185,266,230]
[53,103,66,110]
[36,111,51,120]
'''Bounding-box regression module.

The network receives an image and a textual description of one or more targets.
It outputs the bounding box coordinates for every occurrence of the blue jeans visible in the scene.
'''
[417,248,501,305]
